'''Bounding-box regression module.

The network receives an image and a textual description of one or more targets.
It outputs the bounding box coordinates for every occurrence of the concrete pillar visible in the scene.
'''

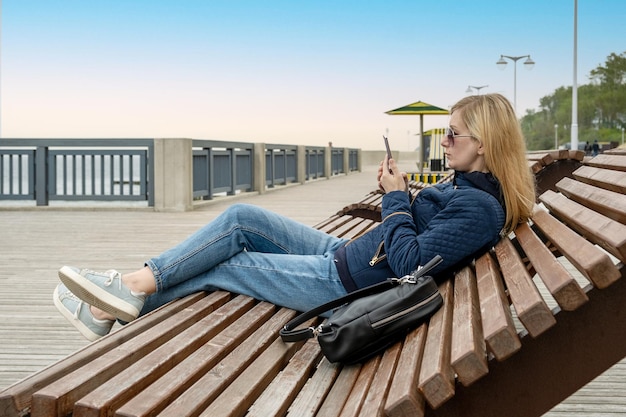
[254,143,266,194]
[343,147,350,175]
[325,146,332,179]
[153,138,193,212]
[297,145,306,184]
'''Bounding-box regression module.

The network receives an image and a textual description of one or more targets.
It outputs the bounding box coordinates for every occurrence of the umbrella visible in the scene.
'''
[385,101,449,173]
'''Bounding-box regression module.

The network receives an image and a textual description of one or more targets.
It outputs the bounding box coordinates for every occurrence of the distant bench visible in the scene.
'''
[2,151,625,417]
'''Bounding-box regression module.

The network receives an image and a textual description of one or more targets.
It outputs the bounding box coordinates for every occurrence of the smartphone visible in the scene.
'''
[383,135,392,161]
[383,135,393,173]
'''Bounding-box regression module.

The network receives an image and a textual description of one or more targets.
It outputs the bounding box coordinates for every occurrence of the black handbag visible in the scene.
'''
[280,255,443,364]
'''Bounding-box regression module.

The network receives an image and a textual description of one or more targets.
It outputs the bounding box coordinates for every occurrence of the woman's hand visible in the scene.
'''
[378,156,408,193]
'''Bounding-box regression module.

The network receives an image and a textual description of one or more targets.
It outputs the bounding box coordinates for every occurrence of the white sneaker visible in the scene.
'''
[58,266,146,322]
[53,284,114,341]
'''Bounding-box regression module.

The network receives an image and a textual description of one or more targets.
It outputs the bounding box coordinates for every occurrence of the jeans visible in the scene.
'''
[142,204,349,316]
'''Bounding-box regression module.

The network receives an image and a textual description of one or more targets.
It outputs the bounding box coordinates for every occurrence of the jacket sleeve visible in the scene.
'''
[380,189,504,277]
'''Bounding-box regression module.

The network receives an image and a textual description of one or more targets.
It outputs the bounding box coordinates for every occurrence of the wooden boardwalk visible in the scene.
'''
[1,165,625,416]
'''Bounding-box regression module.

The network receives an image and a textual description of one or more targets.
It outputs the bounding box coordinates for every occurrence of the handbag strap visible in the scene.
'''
[280,255,442,342]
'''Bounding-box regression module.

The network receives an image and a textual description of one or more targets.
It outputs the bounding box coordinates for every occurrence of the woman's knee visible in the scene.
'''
[224,203,266,223]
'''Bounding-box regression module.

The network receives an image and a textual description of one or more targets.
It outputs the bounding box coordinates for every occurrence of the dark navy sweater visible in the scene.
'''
[334,171,506,292]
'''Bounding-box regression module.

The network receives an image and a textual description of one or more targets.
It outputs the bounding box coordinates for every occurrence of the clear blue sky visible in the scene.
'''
[1,0,624,150]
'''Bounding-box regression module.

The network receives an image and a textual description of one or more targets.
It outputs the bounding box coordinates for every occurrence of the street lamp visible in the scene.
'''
[466,85,489,95]
[555,124,559,150]
[496,54,535,113]
[622,127,624,145]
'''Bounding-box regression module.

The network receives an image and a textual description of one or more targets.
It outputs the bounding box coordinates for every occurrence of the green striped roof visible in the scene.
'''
[385,101,449,115]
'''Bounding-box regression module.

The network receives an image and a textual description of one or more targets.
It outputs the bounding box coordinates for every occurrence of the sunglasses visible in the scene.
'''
[445,127,474,147]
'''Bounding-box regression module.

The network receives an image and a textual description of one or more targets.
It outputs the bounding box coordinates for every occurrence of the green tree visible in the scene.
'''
[589,52,626,129]
[521,51,626,150]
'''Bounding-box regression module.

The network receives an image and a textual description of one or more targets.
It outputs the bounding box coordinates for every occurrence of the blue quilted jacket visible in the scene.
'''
[333,171,506,292]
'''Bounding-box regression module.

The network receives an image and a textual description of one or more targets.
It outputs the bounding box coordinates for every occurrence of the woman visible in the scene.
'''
[54,93,535,341]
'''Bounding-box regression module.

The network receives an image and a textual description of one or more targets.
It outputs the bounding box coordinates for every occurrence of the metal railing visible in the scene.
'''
[192,140,255,199]
[265,144,298,188]
[0,139,155,206]
[1,138,360,208]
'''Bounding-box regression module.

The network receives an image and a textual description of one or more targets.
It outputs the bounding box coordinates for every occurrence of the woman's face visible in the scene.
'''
[441,111,487,172]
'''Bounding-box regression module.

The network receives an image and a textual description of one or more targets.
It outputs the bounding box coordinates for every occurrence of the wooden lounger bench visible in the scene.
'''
[526,149,585,196]
[2,152,624,417]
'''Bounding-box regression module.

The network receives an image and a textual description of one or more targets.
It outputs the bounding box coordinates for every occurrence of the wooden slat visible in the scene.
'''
[527,149,572,161]
[556,176,626,224]
[526,152,554,166]
[314,215,363,236]
[450,266,488,386]
[586,154,626,171]
[515,223,588,311]
[313,213,344,230]
[474,252,520,361]
[385,325,427,417]
[157,308,298,417]
[568,149,585,161]
[316,364,361,417]
[532,206,621,288]
[318,215,378,239]
[247,337,323,417]
[30,292,231,417]
[418,280,455,409]
[604,148,626,155]
[337,355,381,417]
[351,192,382,209]
[359,342,403,417]
[539,190,626,263]
[198,334,305,417]
[528,160,543,174]
[288,358,342,417]
[573,165,626,194]
[116,301,277,417]
[494,238,556,338]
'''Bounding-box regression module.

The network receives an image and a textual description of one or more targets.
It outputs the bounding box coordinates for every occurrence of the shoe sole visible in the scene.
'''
[53,285,103,342]
[58,266,140,322]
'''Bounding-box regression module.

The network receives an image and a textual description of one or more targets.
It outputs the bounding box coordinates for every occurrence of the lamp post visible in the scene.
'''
[466,85,489,95]
[555,124,559,150]
[571,0,579,153]
[496,54,535,113]
[622,127,624,145]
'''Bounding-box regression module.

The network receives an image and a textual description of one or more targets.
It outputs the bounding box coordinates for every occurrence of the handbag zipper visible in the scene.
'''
[371,291,440,329]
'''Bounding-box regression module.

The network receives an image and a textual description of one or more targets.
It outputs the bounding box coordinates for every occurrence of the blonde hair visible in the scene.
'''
[451,93,535,234]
